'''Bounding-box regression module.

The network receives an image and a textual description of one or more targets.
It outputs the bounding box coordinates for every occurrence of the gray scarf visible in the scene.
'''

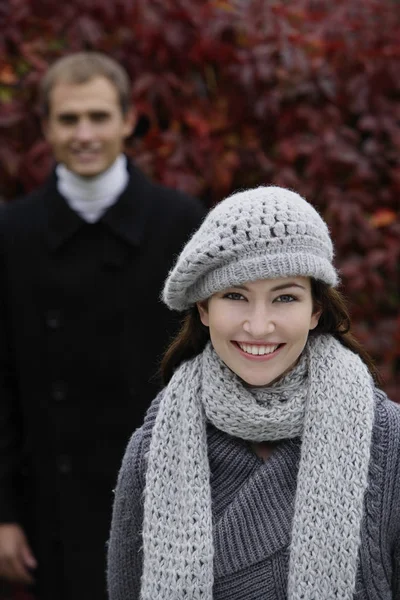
[141,334,375,599]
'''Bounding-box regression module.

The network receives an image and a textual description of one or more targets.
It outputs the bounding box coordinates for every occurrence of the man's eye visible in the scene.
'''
[275,294,296,303]
[223,292,245,301]
[90,113,110,122]
[58,115,77,125]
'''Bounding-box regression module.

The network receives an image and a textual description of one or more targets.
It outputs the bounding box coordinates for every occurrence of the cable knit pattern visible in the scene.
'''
[138,334,374,600]
[163,186,339,311]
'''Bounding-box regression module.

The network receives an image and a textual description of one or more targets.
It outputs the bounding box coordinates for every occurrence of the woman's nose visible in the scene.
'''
[242,306,275,338]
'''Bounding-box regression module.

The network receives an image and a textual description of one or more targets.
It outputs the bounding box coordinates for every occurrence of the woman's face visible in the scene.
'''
[197,276,320,387]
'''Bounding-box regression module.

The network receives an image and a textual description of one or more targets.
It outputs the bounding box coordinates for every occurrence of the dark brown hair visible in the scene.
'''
[161,279,381,386]
[40,52,131,117]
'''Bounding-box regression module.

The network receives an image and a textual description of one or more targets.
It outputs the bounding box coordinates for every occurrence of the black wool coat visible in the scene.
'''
[0,162,206,600]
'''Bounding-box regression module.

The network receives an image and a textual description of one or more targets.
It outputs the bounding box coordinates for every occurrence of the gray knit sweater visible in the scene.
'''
[107,388,400,599]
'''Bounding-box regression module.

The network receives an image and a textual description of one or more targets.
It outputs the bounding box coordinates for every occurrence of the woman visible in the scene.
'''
[107,186,400,600]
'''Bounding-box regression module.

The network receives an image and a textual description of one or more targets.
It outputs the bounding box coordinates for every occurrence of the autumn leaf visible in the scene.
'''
[370,209,397,228]
[0,64,18,84]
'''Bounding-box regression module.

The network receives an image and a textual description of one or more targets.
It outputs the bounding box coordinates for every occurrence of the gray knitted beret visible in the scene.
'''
[163,186,339,311]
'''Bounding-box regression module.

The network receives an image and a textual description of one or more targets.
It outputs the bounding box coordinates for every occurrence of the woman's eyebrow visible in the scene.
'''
[270,282,306,292]
[226,282,307,292]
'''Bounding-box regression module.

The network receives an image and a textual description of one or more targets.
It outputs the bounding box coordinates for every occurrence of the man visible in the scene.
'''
[0,52,205,600]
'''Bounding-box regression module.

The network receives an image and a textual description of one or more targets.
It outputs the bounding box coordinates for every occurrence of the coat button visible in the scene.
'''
[52,381,67,402]
[57,455,72,474]
[45,309,61,329]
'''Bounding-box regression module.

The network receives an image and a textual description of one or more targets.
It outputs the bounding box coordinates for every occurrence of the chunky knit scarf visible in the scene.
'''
[141,334,375,599]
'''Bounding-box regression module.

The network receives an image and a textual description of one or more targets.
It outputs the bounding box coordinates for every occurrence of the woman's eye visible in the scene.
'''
[275,294,296,303]
[223,292,245,301]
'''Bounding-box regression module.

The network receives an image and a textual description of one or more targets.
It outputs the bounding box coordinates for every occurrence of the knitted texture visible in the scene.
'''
[140,334,375,600]
[163,186,339,311]
[107,388,400,600]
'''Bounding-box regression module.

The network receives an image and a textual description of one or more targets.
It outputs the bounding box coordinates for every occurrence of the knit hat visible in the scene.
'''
[163,186,339,311]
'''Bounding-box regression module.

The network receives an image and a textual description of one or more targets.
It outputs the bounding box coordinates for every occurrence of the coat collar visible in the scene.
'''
[45,160,154,251]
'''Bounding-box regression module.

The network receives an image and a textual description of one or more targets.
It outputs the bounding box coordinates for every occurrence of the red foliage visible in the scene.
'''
[0,0,399,402]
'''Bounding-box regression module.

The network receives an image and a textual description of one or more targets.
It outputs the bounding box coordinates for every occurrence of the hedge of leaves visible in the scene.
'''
[1,0,399,402]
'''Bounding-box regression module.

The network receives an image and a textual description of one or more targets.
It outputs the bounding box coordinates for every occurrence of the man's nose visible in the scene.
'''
[242,305,275,338]
[74,119,95,141]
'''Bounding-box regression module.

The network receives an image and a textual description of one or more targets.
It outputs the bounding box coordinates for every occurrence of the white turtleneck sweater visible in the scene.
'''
[56,154,129,223]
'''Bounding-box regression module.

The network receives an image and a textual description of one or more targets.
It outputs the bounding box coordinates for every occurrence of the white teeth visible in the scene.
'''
[238,343,279,356]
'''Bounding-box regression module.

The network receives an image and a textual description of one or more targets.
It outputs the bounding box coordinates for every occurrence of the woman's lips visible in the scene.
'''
[232,341,283,361]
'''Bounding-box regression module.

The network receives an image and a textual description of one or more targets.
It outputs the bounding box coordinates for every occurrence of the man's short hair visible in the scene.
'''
[40,51,131,117]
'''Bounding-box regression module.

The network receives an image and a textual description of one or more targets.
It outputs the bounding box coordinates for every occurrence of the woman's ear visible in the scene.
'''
[309,307,322,331]
[196,301,209,327]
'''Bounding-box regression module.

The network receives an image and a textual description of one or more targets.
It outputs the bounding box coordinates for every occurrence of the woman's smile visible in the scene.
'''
[232,341,283,360]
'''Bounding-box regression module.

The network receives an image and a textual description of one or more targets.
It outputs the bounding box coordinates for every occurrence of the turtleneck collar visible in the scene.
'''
[56,154,129,223]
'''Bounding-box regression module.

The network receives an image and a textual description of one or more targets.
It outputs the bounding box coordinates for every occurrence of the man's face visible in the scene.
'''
[43,76,135,178]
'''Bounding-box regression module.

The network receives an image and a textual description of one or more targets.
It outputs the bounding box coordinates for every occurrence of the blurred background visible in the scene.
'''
[0,0,399,400]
